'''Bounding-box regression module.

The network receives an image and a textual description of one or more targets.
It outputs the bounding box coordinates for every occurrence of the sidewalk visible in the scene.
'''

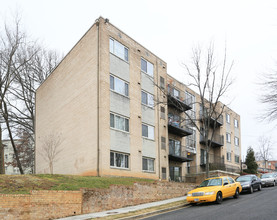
[58,196,187,220]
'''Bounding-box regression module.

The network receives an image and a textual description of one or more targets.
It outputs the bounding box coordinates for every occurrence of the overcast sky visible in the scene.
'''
[1,0,277,160]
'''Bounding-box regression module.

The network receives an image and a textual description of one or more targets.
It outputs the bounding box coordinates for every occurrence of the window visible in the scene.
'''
[235,155,240,163]
[226,133,231,143]
[227,152,231,161]
[142,124,154,140]
[170,166,181,181]
[142,157,155,172]
[234,119,239,128]
[162,167,166,180]
[110,75,129,96]
[160,76,165,90]
[223,177,229,185]
[186,91,195,110]
[201,149,207,165]
[226,113,230,123]
[169,139,181,156]
[228,177,235,184]
[13,167,19,173]
[161,136,166,150]
[141,58,153,77]
[160,106,165,119]
[4,154,8,160]
[186,129,196,150]
[110,151,129,169]
[110,113,129,132]
[141,91,154,108]
[173,88,180,98]
[110,38,128,61]
[234,137,239,146]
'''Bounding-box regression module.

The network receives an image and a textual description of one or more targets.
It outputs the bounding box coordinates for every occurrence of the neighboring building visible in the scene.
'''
[257,160,277,173]
[3,140,20,175]
[3,139,34,175]
[35,17,241,181]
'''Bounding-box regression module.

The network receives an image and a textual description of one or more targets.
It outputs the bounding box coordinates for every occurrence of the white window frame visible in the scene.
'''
[227,152,231,161]
[142,124,154,140]
[234,119,239,128]
[110,151,129,169]
[141,58,154,77]
[226,113,230,124]
[141,90,154,108]
[110,113,129,132]
[226,133,231,143]
[110,38,129,62]
[186,91,195,110]
[110,75,129,97]
[142,157,155,172]
[234,137,239,146]
[235,155,240,163]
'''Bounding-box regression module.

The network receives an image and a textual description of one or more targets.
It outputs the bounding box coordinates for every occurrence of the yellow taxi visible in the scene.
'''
[186,176,242,204]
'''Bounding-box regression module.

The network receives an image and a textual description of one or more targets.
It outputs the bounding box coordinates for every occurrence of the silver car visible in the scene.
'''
[260,173,276,187]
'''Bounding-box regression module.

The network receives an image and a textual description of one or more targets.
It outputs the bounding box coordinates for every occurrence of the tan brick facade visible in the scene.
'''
[35,17,241,180]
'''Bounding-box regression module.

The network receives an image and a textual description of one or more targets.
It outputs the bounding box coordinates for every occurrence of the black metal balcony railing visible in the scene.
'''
[199,108,223,127]
[169,145,193,163]
[187,164,241,175]
[168,114,193,137]
[167,85,192,112]
[200,134,224,147]
[186,139,197,154]
[200,154,225,165]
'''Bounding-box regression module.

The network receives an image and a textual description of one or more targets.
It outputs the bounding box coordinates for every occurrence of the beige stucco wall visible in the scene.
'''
[35,23,99,175]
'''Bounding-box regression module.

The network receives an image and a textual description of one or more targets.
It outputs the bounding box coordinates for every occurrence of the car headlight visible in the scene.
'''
[244,184,250,187]
[204,191,215,195]
[187,193,192,197]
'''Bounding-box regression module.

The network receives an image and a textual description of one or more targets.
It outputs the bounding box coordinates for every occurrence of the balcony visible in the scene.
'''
[169,144,193,163]
[168,121,193,137]
[199,109,223,127]
[200,134,224,147]
[186,139,197,154]
[167,85,192,112]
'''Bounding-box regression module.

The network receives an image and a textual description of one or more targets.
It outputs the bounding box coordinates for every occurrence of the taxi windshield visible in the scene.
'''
[199,178,222,187]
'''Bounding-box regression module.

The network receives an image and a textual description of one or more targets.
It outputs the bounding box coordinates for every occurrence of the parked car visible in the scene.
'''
[272,173,277,182]
[186,176,242,205]
[260,173,276,187]
[236,175,262,193]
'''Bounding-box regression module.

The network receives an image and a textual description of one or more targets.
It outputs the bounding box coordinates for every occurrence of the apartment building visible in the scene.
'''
[257,160,277,173]
[35,17,241,181]
[3,139,33,175]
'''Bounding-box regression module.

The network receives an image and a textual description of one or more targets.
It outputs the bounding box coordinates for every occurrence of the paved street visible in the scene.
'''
[143,186,277,220]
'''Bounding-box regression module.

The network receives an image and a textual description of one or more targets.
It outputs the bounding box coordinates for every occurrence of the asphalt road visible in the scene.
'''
[143,185,277,220]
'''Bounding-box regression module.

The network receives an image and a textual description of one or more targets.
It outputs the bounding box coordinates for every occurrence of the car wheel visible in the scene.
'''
[233,188,239,199]
[215,192,222,204]
[249,186,253,194]
[258,184,262,191]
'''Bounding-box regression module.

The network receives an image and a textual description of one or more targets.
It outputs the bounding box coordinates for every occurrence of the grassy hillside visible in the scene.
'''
[0,174,154,194]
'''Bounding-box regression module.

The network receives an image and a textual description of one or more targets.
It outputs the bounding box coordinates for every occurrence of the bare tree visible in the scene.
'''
[8,49,61,142]
[40,133,63,174]
[255,136,273,170]
[0,16,32,174]
[0,14,61,174]
[180,44,233,177]
[259,69,277,122]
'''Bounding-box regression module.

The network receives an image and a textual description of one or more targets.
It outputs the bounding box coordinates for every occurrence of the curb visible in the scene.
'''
[117,203,190,220]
